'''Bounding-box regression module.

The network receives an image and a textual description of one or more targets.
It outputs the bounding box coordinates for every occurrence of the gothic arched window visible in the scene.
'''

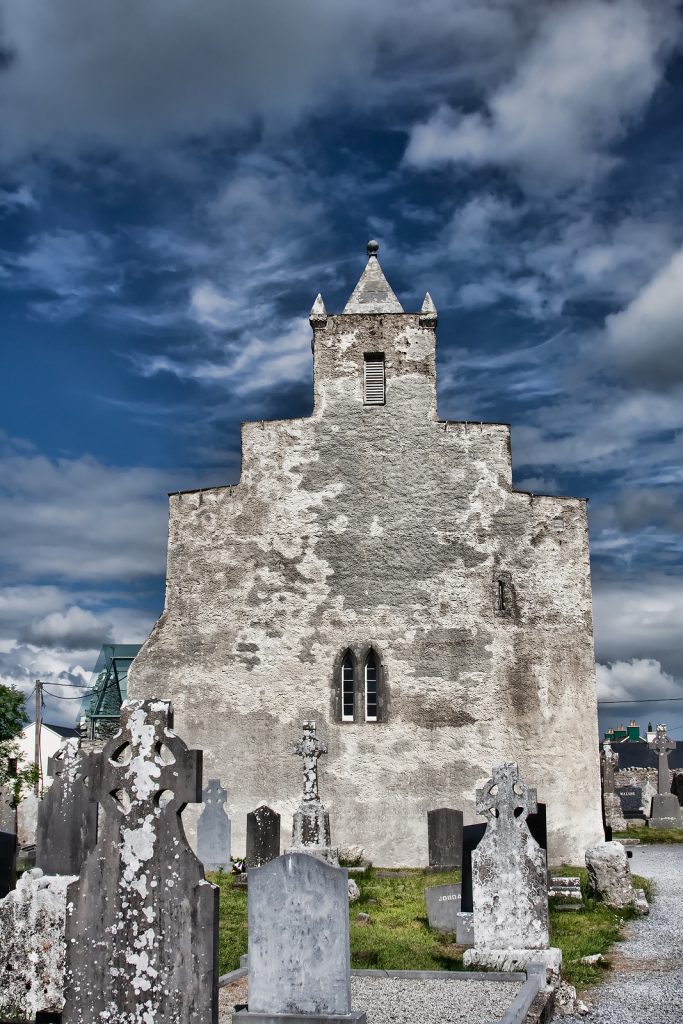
[341,651,355,722]
[365,650,379,722]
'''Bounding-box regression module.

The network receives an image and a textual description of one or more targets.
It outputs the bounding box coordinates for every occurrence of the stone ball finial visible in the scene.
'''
[367,239,379,256]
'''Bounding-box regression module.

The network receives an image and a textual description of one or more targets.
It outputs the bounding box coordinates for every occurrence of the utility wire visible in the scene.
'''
[598,697,683,705]
[42,688,93,700]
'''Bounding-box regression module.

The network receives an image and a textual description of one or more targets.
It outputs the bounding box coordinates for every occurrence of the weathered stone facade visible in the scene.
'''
[130,244,603,866]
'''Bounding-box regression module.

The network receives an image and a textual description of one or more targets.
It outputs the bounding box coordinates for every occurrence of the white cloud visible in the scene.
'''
[593,577,683,678]
[19,605,114,650]
[596,658,680,703]
[604,247,683,388]
[0,441,171,582]
[406,0,678,191]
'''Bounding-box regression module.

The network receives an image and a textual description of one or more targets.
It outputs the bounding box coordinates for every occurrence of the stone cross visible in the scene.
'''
[36,738,98,877]
[197,778,231,872]
[601,740,618,793]
[293,721,327,803]
[651,724,675,795]
[469,762,549,952]
[62,699,219,1024]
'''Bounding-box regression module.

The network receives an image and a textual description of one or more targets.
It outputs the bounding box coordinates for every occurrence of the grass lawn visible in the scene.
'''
[210,865,654,990]
[614,825,683,843]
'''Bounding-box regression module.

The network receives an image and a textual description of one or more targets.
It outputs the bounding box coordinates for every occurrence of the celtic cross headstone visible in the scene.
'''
[291,722,334,858]
[197,778,231,871]
[469,763,549,951]
[36,738,99,876]
[62,699,219,1024]
[648,724,682,829]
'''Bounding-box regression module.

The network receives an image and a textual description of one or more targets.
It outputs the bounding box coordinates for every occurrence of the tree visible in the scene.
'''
[0,683,37,799]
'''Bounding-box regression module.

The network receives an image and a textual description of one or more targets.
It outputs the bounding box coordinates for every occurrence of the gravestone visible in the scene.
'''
[616,786,643,819]
[427,807,463,871]
[648,725,682,828]
[0,830,16,899]
[62,699,219,1024]
[461,804,547,913]
[672,773,683,806]
[36,738,99,876]
[246,805,280,868]
[463,763,561,979]
[585,842,638,909]
[424,882,461,932]
[234,852,365,1024]
[197,778,231,871]
[0,868,76,1019]
[291,721,336,862]
[601,741,626,831]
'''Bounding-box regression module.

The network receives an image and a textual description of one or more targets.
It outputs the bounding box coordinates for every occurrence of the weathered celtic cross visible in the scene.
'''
[63,699,219,1024]
[601,740,618,793]
[651,724,675,795]
[36,737,98,876]
[476,761,537,830]
[294,720,327,803]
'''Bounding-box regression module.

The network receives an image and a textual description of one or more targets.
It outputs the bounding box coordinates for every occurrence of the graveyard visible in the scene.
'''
[2,701,680,1024]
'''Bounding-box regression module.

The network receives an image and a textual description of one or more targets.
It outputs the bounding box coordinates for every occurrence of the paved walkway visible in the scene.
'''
[569,845,683,1023]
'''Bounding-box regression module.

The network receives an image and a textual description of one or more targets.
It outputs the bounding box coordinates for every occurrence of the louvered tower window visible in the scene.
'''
[341,652,355,722]
[364,353,385,405]
[365,651,378,721]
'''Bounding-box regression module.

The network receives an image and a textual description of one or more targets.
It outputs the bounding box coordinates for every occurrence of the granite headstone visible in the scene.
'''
[648,725,682,829]
[427,808,463,871]
[424,882,462,932]
[235,852,365,1024]
[246,805,280,868]
[36,738,99,876]
[616,786,643,819]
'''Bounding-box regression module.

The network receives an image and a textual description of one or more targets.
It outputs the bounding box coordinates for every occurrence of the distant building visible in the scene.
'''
[17,721,79,793]
[604,719,645,743]
[80,643,141,739]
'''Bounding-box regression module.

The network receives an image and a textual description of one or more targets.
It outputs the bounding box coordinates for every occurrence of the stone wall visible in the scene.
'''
[615,767,683,816]
[130,272,603,867]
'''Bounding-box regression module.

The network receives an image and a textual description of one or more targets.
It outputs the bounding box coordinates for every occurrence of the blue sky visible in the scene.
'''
[1,0,682,738]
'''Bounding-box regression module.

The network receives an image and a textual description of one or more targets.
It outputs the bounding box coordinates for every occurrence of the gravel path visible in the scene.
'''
[566,845,683,1024]
[218,973,523,1023]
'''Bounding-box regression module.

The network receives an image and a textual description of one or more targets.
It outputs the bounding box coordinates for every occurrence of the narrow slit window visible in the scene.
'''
[497,579,507,614]
[364,354,385,405]
[365,652,378,721]
[341,653,355,722]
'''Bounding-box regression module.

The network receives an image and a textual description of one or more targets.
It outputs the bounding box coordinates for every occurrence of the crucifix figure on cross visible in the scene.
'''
[651,723,675,795]
[294,720,327,803]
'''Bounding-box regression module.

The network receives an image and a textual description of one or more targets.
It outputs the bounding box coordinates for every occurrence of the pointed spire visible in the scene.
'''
[343,240,403,314]
[309,293,327,326]
[419,291,437,327]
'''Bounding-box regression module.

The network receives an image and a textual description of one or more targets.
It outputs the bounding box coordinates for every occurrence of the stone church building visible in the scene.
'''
[130,242,603,866]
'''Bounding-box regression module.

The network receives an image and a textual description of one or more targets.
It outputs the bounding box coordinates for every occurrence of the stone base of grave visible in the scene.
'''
[455,911,474,946]
[648,794,682,828]
[292,800,331,848]
[464,946,562,982]
[234,1011,366,1024]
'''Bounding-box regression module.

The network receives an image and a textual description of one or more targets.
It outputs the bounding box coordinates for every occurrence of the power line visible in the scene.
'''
[42,688,93,700]
[598,697,683,705]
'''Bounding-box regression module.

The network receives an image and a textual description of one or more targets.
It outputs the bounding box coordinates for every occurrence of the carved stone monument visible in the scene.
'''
[616,786,644,820]
[36,738,99,876]
[601,741,626,832]
[427,807,463,871]
[62,699,219,1024]
[197,778,231,871]
[246,805,281,868]
[648,725,682,829]
[291,722,336,863]
[463,763,561,979]
[234,852,366,1024]
[0,867,76,1019]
